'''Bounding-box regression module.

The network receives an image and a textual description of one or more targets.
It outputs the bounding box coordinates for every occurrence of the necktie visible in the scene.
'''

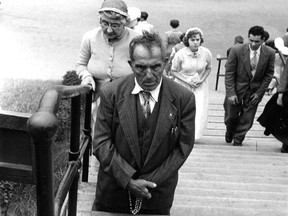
[141,91,151,119]
[251,51,258,72]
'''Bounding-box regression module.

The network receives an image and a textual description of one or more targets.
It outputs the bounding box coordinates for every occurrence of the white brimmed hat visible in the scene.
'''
[99,0,128,17]
[128,7,141,21]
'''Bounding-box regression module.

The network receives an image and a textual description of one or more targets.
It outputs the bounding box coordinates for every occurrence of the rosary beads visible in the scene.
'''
[128,190,143,215]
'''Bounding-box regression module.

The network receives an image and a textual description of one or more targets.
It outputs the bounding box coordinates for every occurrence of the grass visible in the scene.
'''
[0,71,81,216]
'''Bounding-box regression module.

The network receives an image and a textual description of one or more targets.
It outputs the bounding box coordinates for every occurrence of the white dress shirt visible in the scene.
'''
[131,78,162,112]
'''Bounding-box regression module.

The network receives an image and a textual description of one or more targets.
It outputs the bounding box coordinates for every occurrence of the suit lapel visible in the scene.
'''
[254,46,268,76]
[117,78,141,168]
[143,78,177,166]
[242,44,253,79]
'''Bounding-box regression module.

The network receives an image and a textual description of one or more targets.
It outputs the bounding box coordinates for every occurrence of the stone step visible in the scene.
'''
[172,195,288,209]
[174,187,288,201]
[176,180,288,193]
[180,163,287,177]
[187,148,288,160]
[170,205,288,216]
[179,172,287,185]
[77,208,288,216]
[185,155,288,166]
[195,137,283,152]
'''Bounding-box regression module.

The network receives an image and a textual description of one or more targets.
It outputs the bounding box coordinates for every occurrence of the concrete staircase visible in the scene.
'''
[77,94,288,216]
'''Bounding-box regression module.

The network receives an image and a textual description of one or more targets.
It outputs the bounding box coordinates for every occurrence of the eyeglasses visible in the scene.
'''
[99,19,122,30]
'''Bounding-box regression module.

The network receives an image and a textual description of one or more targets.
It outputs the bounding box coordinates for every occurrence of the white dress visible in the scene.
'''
[171,46,212,140]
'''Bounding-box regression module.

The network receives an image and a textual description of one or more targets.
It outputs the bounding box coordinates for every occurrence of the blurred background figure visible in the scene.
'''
[267,36,288,95]
[171,27,212,141]
[135,11,154,34]
[226,35,244,57]
[263,30,270,43]
[126,7,141,30]
[165,32,185,75]
[164,19,183,59]
[258,61,288,153]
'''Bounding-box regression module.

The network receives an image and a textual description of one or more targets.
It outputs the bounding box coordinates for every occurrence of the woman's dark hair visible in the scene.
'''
[179,32,185,42]
[183,30,204,47]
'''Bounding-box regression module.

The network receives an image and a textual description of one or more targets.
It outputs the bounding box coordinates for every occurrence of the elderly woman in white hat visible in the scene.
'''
[76,0,139,125]
[76,0,139,95]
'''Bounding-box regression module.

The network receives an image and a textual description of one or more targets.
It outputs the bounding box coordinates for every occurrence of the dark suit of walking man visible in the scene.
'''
[224,25,275,146]
[92,33,196,214]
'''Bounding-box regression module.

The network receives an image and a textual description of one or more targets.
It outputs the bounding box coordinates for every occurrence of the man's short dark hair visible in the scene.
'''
[170,19,180,28]
[234,35,244,44]
[129,32,166,61]
[141,11,148,20]
[248,25,265,39]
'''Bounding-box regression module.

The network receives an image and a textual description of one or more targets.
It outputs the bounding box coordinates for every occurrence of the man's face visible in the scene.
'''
[100,16,125,40]
[129,45,167,91]
[248,34,263,50]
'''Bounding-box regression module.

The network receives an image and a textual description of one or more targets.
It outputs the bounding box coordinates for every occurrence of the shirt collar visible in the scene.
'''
[185,46,200,57]
[131,78,162,102]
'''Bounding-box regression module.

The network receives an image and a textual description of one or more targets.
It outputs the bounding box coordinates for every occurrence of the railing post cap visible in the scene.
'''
[27,111,58,142]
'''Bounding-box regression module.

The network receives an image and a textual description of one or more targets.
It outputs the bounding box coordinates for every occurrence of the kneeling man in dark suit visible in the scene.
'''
[92,32,196,215]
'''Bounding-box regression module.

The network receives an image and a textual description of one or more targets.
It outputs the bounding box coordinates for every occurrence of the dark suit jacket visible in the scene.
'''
[225,43,275,101]
[93,74,195,210]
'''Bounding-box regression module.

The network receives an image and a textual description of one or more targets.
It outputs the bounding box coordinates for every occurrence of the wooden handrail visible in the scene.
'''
[27,84,92,216]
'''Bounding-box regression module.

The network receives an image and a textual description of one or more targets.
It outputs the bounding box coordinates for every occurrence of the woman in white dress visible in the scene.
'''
[171,27,212,140]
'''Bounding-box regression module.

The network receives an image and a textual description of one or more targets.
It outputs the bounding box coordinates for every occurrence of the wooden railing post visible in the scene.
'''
[215,56,227,91]
[27,85,92,216]
[68,95,81,216]
[82,91,92,182]
[27,89,59,216]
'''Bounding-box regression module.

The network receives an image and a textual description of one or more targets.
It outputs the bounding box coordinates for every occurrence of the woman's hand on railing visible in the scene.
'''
[81,76,95,91]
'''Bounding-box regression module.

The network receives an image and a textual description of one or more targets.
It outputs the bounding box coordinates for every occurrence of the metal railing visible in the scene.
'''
[27,84,92,216]
[215,56,227,91]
